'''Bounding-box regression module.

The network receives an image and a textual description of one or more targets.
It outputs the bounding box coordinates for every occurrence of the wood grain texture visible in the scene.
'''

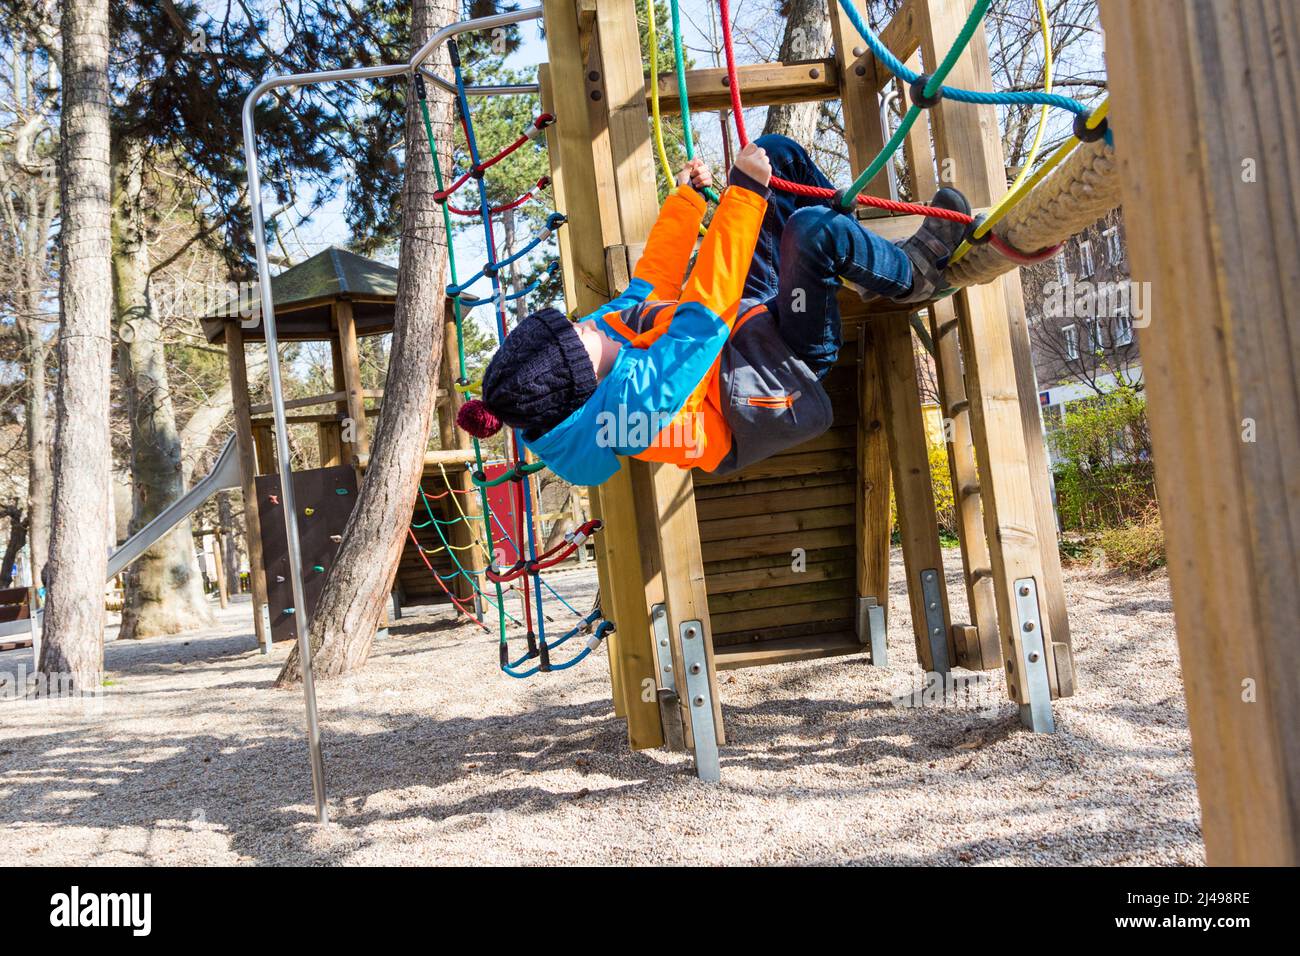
[1099,0,1300,866]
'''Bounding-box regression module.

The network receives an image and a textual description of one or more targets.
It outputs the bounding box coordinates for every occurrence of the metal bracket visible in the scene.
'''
[650,603,675,695]
[857,596,888,666]
[650,604,686,752]
[677,619,720,783]
[1013,577,1055,733]
[920,569,950,674]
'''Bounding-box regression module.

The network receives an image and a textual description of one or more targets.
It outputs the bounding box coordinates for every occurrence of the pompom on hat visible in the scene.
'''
[456,308,597,441]
[457,400,502,438]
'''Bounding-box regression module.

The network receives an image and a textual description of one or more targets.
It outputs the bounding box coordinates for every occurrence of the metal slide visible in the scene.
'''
[106,435,242,581]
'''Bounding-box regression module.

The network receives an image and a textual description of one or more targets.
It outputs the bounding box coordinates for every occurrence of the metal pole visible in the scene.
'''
[239,3,550,825]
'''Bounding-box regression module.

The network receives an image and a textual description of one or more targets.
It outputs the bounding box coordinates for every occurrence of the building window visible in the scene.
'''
[1114,309,1134,346]
[1103,226,1122,265]
[1056,253,1069,284]
[1087,318,1103,352]
[1063,324,1079,360]
[1079,239,1095,277]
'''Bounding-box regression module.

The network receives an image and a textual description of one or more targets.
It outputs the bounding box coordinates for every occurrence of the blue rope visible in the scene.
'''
[835,0,1087,116]
[446,222,564,298]
[503,618,614,679]
[448,41,558,667]
[456,261,559,308]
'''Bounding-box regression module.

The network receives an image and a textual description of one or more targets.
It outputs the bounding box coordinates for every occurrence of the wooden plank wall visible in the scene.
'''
[695,336,863,669]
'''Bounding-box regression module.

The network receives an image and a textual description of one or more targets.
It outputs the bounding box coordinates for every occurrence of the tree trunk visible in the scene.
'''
[277,0,454,684]
[761,0,832,141]
[24,327,52,579]
[1,511,28,589]
[40,0,113,693]
[112,138,214,639]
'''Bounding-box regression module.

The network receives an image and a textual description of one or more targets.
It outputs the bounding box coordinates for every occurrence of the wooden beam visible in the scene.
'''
[355,448,481,469]
[879,314,955,671]
[595,0,724,753]
[919,0,1072,702]
[538,65,578,311]
[1099,0,1300,866]
[833,3,895,656]
[224,322,270,649]
[542,0,664,751]
[647,59,840,114]
[902,70,1000,670]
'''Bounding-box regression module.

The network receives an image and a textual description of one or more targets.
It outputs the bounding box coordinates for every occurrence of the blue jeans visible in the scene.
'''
[741,135,913,379]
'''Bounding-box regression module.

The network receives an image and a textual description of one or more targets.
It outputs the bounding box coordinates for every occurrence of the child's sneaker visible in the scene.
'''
[892,187,971,304]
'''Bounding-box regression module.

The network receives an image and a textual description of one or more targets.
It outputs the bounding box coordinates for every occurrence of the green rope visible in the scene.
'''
[844,0,991,199]
[668,0,720,204]
[417,486,522,626]
[416,82,508,643]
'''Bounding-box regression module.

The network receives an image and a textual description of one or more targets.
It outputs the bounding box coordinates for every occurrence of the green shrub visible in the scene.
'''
[928,439,959,542]
[1095,504,1166,574]
[1050,385,1157,532]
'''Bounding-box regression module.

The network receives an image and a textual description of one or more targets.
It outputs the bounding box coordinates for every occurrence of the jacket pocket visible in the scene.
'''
[714,310,833,475]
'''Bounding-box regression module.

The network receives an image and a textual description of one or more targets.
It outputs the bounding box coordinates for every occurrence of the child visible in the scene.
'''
[457,134,969,485]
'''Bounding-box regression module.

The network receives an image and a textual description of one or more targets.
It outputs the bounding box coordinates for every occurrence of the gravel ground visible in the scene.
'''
[0,553,1202,866]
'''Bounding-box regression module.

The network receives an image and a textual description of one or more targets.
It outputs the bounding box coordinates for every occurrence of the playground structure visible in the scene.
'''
[548,0,1097,773]
[235,0,1300,864]
[203,246,539,647]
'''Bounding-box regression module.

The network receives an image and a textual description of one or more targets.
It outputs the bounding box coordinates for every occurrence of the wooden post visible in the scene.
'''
[210,530,229,608]
[901,72,1000,669]
[224,321,270,648]
[879,310,955,671]
[1099,0,1300,865]
[317,422,344,468]
[830,3,896,651]
[251,423,277,475]
[540,1,664,751]
[593,0,725,753]
[334,299,370,461]
[918,0,1073,702]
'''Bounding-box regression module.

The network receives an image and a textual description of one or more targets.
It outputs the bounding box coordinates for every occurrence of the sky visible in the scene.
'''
[258,0,1104,333]
[274,1,731,264]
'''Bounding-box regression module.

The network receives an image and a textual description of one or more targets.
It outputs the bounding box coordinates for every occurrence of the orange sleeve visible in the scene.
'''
[630,185,708,300]
[677,183,767,327]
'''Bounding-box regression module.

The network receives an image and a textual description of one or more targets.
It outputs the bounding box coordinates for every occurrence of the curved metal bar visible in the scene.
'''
[409,5,543,70]
[238,4,548,826]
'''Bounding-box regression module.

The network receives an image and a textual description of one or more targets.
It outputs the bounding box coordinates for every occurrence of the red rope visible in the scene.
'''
[434,116,550,205]
[448,176,551,217]
[406,528,489,631]
[988,233,1064,265]
[716,0,972,225]
[485,520,602,583]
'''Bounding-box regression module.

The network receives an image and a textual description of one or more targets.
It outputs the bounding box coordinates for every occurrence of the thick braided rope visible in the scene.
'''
[945,140,1121,287]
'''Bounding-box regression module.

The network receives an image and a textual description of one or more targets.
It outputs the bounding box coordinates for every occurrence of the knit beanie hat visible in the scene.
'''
[457,308,597,440]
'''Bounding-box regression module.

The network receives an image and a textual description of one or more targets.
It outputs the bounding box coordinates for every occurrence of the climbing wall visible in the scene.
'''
[256,465,357,643]
[695,327,866,669]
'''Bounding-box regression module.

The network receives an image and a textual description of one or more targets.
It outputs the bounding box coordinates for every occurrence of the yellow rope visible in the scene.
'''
[646,0,676,189]
[439,461,497,563]
[951,0,1058,264]
[645,0,708,237]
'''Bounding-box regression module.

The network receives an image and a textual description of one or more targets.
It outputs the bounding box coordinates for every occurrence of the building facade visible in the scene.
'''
[1018,207,1143,462]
